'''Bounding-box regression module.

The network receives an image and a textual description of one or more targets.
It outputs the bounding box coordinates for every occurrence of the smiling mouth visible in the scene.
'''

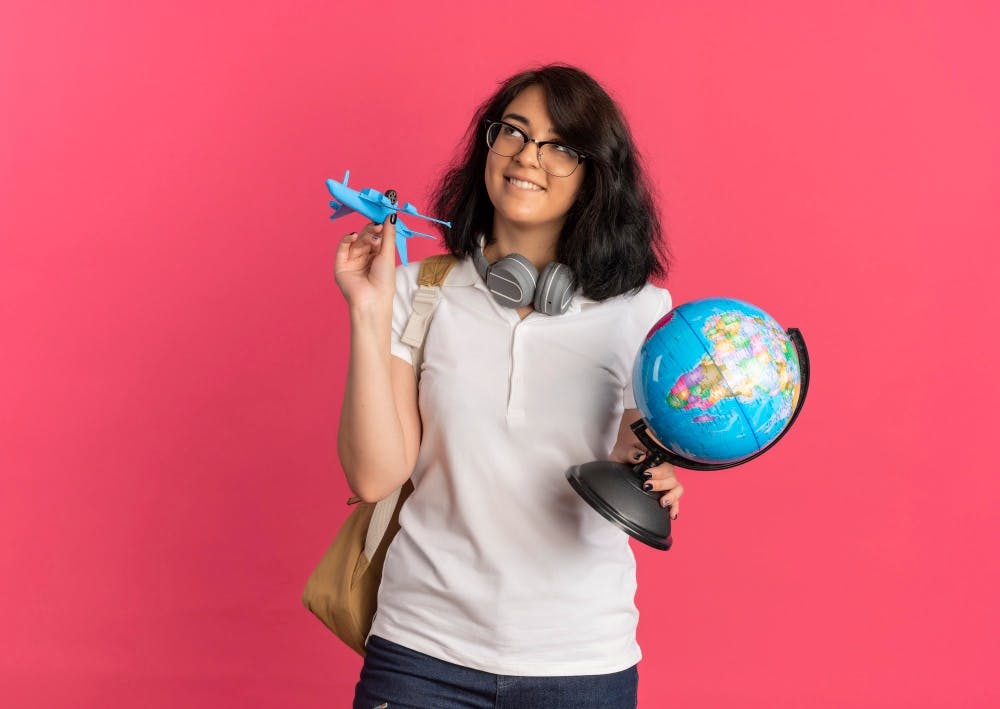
[505,176,544,191]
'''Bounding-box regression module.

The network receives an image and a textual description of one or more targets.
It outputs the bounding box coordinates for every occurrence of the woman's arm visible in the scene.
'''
[334,218,421,502]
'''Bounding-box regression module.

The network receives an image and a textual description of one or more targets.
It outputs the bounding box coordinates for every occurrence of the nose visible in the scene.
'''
[512,138,542,170]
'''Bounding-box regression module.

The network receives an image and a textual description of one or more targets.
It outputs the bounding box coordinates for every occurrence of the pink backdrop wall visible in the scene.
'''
[2,1,998,706]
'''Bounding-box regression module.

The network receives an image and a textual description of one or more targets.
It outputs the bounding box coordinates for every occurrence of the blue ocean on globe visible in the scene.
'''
[633,297,802,465]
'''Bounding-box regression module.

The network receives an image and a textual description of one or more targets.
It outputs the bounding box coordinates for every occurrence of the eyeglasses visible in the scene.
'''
[484,120,586,178]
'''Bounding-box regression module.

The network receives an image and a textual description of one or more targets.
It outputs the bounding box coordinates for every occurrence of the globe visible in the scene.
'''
[633,297,803,466]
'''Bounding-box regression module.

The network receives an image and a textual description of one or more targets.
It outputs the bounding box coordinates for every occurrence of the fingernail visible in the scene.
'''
[671,514,678,521]
[643,482,653,491]
[642,472,653,480]
[390,213,397,224]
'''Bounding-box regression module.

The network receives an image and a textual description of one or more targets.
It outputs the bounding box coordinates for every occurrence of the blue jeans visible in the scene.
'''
[353,635,638,709]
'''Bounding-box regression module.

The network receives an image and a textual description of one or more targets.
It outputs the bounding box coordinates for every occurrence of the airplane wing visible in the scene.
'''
[400,202,452,228]
[397,233,409,265]
[394,220,438,266]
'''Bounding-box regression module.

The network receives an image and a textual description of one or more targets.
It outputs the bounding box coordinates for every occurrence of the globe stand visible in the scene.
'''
[565,420,680,550]
[566,327,811,551]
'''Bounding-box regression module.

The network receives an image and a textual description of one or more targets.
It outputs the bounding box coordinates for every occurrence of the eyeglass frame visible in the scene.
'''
[483,119,587,177]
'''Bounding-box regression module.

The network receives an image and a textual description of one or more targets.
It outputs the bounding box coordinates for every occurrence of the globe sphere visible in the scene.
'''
[633,298,803,465]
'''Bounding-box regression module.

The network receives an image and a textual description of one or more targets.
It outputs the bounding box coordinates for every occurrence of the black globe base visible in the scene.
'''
[566,461,672,550]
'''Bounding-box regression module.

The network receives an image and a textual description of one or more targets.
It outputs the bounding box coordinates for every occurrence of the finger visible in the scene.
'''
[658,484,683,518]
[348,230,380,263]
[611,445,646,464]
[362,227,383,255]
[357,222,382,244]
[341,222,379,258]
[644,462,676,481]
[641,466,681,493]
[660,495,681,519]
[337,230,360,251]
[641,474,678,494]
[336,231,361,265]
[374,214,396,266]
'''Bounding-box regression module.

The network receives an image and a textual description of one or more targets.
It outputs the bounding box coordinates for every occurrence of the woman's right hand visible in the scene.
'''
[334,216,397,313]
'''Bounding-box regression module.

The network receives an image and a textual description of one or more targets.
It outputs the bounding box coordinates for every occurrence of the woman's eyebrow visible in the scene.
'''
[501,112,531,127]
[500,113,561,139]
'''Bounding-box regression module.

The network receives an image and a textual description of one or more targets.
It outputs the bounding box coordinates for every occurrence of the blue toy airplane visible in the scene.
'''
[325,170,451,265]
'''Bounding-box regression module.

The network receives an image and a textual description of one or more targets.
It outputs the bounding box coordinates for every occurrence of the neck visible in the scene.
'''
[486,217,562,271]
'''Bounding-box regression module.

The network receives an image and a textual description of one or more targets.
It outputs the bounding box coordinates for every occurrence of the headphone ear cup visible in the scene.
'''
[534,262,575,315]
[486,253,538,308]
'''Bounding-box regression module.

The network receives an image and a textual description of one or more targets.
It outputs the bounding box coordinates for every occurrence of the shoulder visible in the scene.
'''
[625,281,671,307]
[574,282,671,341]
[395,260,422,289]
[397,254,475,295]
[616,281,672,318]
[616,282,672,337]
[392,255,470,317]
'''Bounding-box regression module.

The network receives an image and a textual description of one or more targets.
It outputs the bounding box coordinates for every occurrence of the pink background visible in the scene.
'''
[2,1,998,706]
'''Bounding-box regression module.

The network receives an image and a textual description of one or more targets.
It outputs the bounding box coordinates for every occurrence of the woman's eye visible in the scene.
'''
[502,125,524,139]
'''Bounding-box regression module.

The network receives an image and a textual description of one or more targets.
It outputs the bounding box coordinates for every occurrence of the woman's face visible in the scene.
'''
[484,84,585,235]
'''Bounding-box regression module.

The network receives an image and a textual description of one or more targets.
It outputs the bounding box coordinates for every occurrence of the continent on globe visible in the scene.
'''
[667,311,801,426]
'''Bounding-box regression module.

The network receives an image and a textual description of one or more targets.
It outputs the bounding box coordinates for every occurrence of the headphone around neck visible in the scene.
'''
[472,236,576,316]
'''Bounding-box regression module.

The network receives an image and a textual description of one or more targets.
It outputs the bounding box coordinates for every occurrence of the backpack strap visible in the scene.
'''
[400,254,457,373]
[363,254,456,561]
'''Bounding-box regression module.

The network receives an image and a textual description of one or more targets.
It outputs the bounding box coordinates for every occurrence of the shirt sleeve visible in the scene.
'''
[623,285,673,410]
[389,262,421,364]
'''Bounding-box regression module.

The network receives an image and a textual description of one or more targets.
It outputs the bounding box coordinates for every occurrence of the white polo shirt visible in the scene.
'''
[369,255,672,676]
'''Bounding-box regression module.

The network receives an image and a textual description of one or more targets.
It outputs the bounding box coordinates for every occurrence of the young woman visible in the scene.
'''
[335,65,685,708]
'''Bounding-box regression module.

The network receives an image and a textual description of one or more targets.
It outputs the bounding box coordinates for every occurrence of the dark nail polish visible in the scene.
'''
[390,213,397,224]
[642,471,653,480]
[643,482,653,491]
[671,514,678,521]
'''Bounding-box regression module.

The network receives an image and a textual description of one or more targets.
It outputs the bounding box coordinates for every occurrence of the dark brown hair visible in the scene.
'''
[432,64,669,300]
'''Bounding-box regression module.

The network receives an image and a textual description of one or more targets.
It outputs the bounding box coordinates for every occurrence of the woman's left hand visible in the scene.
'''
[610,410,684,520]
